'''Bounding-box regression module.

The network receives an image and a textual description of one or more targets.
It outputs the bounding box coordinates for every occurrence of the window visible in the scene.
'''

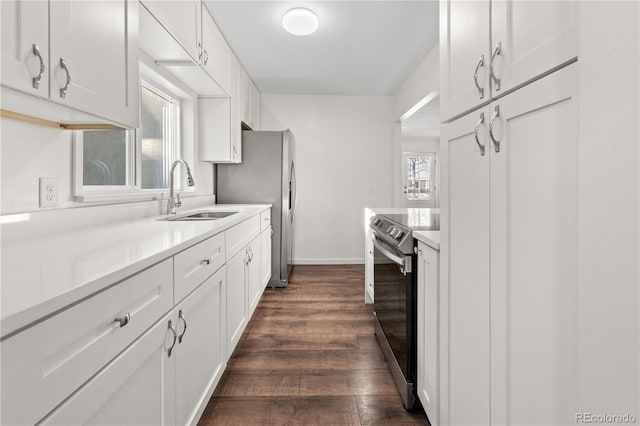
[403,152,435,205]
[74,80,186,201]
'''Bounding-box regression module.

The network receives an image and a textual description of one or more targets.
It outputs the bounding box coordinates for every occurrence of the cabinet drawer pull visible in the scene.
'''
[204,49,209,65]
[474,112,486,156]
[59,58,71,98]
[178,310,188,343]
[201,257,211,266]
[489,105,501,153]
[167,320,177,357]
[197,42,203,61]
[32,44,45,89]
[473,54,485,99]
[113,313,130,328]
[490,42,502,91]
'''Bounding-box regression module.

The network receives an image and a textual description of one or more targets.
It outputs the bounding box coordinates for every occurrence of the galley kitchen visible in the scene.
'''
[0,1,638,425]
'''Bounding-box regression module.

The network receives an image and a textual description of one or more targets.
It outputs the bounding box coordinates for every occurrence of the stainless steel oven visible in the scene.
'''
[370,211,439,411]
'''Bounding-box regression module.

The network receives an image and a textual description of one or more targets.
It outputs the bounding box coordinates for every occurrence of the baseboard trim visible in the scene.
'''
[293,258,365,265]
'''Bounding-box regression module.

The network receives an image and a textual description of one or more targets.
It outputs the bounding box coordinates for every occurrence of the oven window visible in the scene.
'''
[374,249,409,377]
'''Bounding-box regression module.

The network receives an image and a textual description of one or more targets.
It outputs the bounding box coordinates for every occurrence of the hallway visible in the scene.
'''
[198,265,429,425]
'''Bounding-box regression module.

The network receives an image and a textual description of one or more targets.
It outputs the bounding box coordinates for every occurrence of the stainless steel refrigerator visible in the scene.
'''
[216,130,296,287]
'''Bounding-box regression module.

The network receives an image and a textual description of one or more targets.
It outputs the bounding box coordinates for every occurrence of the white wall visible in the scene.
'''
[261,94,394,264]
[393,45,440,207]
[576,1,639,416]
[0,113,214,215]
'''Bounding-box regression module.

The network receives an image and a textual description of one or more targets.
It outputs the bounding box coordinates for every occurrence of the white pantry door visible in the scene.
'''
[489,63,579,425]
[440,105,491,426]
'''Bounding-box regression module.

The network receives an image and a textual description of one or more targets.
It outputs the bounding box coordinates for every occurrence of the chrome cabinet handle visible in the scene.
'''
[490,42,502,91]
[474,112,486,156]
[177,310,187,343]
[489,105,501,153]
[167,320,177,357]
[201,257,211,266]
[197,42,203,61]
[59,58,71,98]
[32,44,45,89]
[473,54,485,99]
[114,313,130,328]
[248,248,254,262]
[204,49,209,66]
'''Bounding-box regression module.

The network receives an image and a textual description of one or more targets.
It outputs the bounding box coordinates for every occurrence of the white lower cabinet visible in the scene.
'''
[40,311,176,426]
[441,63,579,425]
[226,247,248,358]
[174,266,226,426]
[247,235,262,315]
[261,227,272,287]
[416,241,440,426]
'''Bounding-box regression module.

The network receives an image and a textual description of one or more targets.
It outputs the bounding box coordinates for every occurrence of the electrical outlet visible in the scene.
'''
[39,177,58,208]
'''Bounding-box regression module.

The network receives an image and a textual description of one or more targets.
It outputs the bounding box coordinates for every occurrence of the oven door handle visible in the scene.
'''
[373,236,406,267]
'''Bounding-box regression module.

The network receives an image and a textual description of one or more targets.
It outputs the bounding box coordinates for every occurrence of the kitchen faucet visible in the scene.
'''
[167,159,195,214]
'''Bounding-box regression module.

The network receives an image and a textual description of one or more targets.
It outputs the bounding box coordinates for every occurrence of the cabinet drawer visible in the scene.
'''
[174,232,225,303]
[260,209,271,232]
[225,215,260,259]
[1,259,173,426]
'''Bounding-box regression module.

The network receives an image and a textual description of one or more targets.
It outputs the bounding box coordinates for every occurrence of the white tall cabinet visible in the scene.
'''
[440,0,577,121]
[440,1,640,424]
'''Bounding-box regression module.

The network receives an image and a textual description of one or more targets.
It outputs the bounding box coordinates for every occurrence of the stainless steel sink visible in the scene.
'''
[160,211,238,221]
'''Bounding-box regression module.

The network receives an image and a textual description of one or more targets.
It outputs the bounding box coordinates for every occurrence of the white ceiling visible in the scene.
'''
[401,96,439,138]
[204,1,439,95]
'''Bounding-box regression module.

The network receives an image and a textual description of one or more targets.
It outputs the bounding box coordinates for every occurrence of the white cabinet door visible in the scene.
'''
[491,0,577,96]
[440,0,491,121]
[416,242,440,426]
[440,105,491,426]
[230,57,242,162]
[364,228,374,304]
[202,9,231,94]
[226,248,248,358]
[0,0,49,99]
[261,227,272,287]
[49,0,139,127]
[40,313,176,426]
[247,236,262,314]
[489,63,578,426]
[142,0,201,62]
[174,267,226,426]
[249,81,260,130]
[239,68,251,126]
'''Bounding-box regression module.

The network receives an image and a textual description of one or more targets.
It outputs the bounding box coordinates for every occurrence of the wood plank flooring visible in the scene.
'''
[198,265,430,425]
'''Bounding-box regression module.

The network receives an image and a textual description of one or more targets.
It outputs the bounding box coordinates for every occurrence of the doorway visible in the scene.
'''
[402,152,436,208]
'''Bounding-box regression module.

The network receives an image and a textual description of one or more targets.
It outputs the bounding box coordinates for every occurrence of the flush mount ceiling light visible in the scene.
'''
[282,8,319,36]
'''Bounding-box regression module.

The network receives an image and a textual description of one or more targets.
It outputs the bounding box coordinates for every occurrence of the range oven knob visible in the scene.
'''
[374,218,382,226]
[395,231,405,240]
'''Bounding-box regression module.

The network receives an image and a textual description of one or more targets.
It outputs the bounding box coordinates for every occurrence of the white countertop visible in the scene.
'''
[1,204,269,339]
[413,231,440,251]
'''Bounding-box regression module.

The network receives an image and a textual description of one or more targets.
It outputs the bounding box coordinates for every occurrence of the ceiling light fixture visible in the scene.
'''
[282,8,319,36]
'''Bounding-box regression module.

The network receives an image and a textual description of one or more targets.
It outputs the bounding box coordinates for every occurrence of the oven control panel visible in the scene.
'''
[369,215,413,254]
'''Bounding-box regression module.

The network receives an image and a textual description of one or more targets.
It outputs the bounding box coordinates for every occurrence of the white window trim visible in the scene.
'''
[72,60,196,203]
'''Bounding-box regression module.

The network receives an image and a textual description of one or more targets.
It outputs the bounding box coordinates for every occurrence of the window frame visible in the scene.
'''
[72,64,193,203]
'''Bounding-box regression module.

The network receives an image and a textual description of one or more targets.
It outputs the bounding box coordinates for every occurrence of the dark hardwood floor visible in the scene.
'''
[198,265,430,425]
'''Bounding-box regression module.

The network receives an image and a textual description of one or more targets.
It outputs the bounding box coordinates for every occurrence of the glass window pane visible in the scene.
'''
[83,130,128,186]
[406,155,433,201]
[141,86,173,189]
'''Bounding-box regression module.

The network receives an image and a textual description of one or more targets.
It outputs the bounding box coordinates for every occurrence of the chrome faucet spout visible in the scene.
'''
[167,159,195,215]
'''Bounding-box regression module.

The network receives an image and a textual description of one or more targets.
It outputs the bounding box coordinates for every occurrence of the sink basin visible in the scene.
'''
[161,211,238,221]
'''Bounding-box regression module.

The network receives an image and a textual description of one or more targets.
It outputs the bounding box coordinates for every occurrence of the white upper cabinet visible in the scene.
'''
[142,0,202,62]
[1,0,49,99]
[1,0,139,128]
[201,8,231,95]
[491,1,577,96]
[441,0,577,121]
[49,0,139,128]
[249,80,260,130]
[239,68,251,126]
[440,0,491,121]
